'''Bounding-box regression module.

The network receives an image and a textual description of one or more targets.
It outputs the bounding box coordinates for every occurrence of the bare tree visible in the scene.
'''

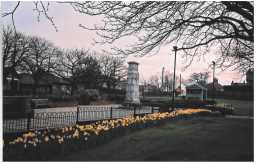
[22,36,56,95]
[99,55,126,89]
[162,71,180,93]
[2,1,57,32]
[188,72,210,86]
[163,73,172,93]
[3,2,253,73]
[56,48,87,95]
[149,75,160,89]
[2,1,254,72]
[56,49,102,94]
[76,54,102,89]
[68,1,253,72]
[2,26,30,93]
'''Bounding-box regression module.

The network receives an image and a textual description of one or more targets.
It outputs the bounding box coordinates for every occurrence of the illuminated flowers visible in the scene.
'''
[72,129,80,139]
[44,136,49,142]
[4,108,211,150]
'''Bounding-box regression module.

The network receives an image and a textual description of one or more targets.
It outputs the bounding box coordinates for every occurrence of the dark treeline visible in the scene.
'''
[2,26,127,96]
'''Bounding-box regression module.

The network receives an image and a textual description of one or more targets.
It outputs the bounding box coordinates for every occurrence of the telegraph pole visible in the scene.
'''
[212,61,216,101]
[172,46,178,111]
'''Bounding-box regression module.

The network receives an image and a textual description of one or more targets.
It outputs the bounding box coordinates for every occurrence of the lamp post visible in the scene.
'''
[212,61,215,101]
[172,46,178,111]
[161,66,165,92]
[180,73,181,95]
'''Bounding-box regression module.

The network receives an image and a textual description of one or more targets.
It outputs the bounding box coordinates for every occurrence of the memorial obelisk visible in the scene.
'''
[125,61,140,104]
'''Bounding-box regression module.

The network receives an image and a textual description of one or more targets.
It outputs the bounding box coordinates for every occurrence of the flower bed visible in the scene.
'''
[4,108,215,161]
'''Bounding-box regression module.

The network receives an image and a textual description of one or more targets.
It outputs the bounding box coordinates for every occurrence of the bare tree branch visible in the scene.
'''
[68,1,253,73]
[2,1,20,33]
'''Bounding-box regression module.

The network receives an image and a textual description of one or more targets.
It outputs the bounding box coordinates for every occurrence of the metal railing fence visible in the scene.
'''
[3,105,158,133]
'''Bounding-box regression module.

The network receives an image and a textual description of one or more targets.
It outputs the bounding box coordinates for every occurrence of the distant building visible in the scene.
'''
[222,69,254,100]
[223,84,253,100]
[20,72,70,96]
[246,69,254,86]
[3,72,71,96]
[175,83,186,97]
[142,84,159,93]
[207,78,224,92]
[230,81,247,86]
[185,82,207,100]
[3,77,20,94]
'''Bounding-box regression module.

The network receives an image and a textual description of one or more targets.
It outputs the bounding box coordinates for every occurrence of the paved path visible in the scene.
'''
[225,115,253,120]
[34,104,122,113]
[35,106,76,113]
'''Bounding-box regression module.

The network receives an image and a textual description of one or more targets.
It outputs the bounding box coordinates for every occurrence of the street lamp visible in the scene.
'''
[212,61,216,101]
[172,46,178,111]
[161,66,165,92]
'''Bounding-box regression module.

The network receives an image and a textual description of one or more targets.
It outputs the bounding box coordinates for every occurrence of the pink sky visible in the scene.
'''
[2,2,244,85]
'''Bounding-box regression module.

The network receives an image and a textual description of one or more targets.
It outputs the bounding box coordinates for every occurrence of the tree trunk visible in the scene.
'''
[71,83,75,96]
[33,76,39,97]
[10,75,16,95]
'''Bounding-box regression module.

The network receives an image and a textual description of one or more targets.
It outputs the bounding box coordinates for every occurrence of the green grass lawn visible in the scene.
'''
[144,96,254,116]
[57,116,253,161]
[213,99,254,116]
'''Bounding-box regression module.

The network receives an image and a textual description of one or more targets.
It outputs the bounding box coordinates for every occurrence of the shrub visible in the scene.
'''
[3,96,33,119]
[78,94,91,105]
[159,103,170,112]
[107,94,125,103]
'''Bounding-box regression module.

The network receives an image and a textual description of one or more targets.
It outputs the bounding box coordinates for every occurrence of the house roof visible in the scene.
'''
[185,81,207,90]
[207,82,223,90]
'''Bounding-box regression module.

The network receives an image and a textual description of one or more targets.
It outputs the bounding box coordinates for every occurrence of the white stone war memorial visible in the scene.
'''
[125,61,140,104]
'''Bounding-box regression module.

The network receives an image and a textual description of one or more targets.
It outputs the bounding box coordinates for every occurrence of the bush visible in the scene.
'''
[48,96,77,102]
[159,103,171,112]
[107,94,125,103]
[78,94,91,105]
[78,89,101,105]
[100,88,125,95]
[3,96,33,119]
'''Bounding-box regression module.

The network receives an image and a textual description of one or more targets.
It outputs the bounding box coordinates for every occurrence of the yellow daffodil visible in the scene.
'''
[72,129,79,139]
[58,137,64,144]
[4,108,211,148]
[83,131,90,136]
[44,136,49,142]
[9,141,15,145]
[23,132,35,139]
[50,135,55,139]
